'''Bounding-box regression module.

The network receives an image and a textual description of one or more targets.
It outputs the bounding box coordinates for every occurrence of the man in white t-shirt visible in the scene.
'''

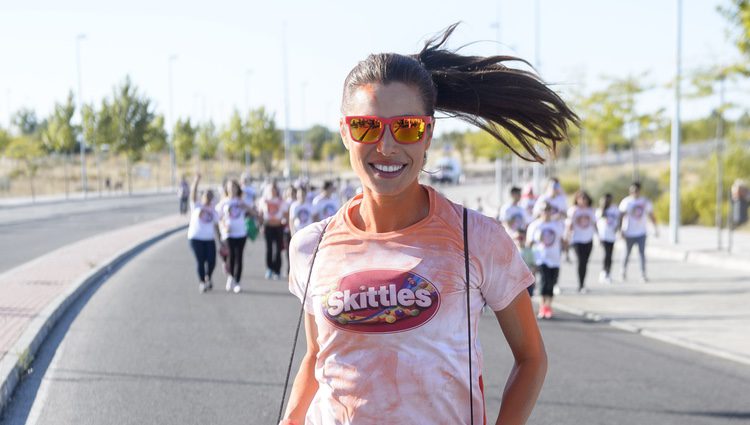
[499,186,529,238]
[312,180,340,221]
[618,182,658,282]
[289,187,315,236]
[532,178,568,221]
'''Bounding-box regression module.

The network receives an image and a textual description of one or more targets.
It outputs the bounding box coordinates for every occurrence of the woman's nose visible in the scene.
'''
[376,127,398,156]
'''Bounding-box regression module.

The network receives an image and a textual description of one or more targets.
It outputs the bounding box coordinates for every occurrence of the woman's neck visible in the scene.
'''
[352,183,429,233]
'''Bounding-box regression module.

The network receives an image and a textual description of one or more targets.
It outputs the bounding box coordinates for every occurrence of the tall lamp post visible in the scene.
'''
[76,34,87,197]
[282,24,292,180]
[669,0,683,244]
[168,54,178,188]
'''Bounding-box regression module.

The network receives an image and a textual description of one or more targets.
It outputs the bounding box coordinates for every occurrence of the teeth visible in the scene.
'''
[373,164,404,173]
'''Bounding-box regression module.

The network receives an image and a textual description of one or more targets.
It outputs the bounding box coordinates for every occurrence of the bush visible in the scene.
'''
[589,173,662,206]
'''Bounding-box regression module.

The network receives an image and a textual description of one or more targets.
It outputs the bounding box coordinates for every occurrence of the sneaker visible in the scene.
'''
[604,275,613,285]
[598,271,607,284]
[265,269,273,280]
[578,287,588,294]
[553,286,561,295]
[232,283,242,294]
[544,306,553,319]
[272,273,281,281]
[205,279,213,291]
[620,272,627,283]
[537,305,547,319]
[199,282,207,293]
[226,276,234,292]
[640,275,649,283]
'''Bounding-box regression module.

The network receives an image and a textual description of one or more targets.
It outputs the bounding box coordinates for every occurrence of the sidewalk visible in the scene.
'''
[0,187,176,209]
[0,214,187,413]
[551,226,750,366]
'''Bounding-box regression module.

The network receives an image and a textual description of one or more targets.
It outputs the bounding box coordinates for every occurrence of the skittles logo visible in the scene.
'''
[323,270,440,334]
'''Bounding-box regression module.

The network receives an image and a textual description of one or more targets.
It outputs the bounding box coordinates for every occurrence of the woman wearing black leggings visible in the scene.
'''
[596,193,619,284]
[260,183,286,280]
[216,179,253,294]
[566,191,597,293]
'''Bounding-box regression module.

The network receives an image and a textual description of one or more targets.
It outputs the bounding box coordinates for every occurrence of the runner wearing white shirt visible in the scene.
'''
[527,201,566,319]
[215,180,254,293]
[498,186,529,237]
[312,180,340,221]
[596,193,620,284]
[532,178,568,221]
[566,191,597,293]
[618,182,658,282]
[187,174,221,293]
[289,187,315,236]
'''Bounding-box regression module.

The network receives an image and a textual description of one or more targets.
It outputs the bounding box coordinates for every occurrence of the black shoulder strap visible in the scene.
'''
[463,207,474,424]
[278,220,330,423]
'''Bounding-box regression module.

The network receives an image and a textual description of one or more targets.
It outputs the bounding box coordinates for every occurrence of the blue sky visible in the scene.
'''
[0,0,742,135]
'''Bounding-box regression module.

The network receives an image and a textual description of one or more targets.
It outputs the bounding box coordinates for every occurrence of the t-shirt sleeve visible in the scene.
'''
[469,211,535,312]
[288,220,328,313]
[619,198,629,213]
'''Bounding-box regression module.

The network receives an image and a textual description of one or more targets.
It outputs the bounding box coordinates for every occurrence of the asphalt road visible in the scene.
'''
[0,194,178,274]
[2,231,748,425]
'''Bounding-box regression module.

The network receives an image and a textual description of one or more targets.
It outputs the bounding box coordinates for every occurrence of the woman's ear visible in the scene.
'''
[339,118,351,151]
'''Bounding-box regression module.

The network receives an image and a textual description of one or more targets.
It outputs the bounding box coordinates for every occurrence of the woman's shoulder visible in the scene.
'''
[289,218,333,256]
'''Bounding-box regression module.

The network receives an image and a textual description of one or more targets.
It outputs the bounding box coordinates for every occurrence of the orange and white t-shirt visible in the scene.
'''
[288,186,534,425]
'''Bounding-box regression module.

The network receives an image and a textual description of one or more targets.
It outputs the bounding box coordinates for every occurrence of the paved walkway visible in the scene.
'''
[0,215,187,411]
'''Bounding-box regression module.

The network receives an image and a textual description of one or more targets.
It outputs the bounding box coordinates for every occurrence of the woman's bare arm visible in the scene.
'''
[280,312,320,425]
[494,291,548,425]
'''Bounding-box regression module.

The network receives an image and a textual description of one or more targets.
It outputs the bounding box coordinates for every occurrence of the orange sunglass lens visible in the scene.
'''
[392,118,426,143]
[349,118,384,143]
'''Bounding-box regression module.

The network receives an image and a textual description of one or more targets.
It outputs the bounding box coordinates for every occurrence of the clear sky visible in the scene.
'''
[0,0,742,135]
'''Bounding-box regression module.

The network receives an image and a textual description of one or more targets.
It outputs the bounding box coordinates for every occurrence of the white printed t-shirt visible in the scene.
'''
[187,202,218,241]
[312,193,340,221]
[526,219,565,268]
[619,196,653,238]
[215,198,247,239]
[499,202,528,234]
[288,186,534,425]
[566,206,596,244]
[532,193,568,220]
[290,200,314,232]
[597,206,620,243]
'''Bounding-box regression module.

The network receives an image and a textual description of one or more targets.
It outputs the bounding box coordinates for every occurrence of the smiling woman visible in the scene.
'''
[280,23,578,425]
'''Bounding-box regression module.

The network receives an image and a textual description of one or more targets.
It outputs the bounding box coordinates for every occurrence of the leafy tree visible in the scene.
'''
[173,118,196,164]
[304,124,333,161]
[5,135,45,199]
[0,126,10,153]
[196,121,219,161]
[102,77,156,193]
[145,114,168,154]
[41,91,79,154]
[220,110,250,160]
[12,109,40,136]
[247,107,283,174]
[718,1,750,61]
[321,132,346,160]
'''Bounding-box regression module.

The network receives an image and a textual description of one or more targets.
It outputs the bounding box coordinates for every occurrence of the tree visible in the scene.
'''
[718,1,750,61]
[145,115,168,154]
[41,92,79,197]
[173,118,196,164]
[305,124,333,161]
[247,107,283,174]
[104,77,156,193]
[0,126,10,153]
[196,121,219,161]
[5,135,45,199]
[220,110,250,160]
[11,109,40,136]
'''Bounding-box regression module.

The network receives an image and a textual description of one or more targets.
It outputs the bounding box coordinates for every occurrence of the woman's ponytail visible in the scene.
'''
[415,23,578,162]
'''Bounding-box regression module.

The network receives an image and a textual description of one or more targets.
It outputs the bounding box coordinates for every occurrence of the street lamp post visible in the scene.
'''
[168,55,177,188]
[76,34,87,197]
[715,75,726,250]
[282,24,292,180]
[669,0,683,244]
[533,0,543,193]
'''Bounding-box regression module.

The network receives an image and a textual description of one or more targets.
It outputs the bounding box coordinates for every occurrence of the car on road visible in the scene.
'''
[429,157,463,185]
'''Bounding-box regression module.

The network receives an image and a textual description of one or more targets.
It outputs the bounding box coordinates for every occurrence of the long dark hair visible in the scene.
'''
[341,23,578,162]
[600,193,613,216]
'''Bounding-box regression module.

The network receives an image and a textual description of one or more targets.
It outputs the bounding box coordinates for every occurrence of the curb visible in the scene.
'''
[0,223,187,415]
[552,302,750,367]
[647,245,750,275]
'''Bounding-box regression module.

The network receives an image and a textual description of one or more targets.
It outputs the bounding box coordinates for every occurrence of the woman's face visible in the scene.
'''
[340,82,432,197]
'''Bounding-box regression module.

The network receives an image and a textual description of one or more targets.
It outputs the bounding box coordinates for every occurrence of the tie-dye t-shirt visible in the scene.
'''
[288,185,534,425]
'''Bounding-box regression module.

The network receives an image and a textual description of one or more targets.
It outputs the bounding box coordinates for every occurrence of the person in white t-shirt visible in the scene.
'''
[312,180,340,221]
[498,186,529,238]
[566,191,597,293]
[596,193,620,284]
[618,182,658,282]
[289,186,314,236]
[280,26,577,425]
[527,201,566,319]
[215,179,254,293]
[532,177,568,221]
[187,173,221,293]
